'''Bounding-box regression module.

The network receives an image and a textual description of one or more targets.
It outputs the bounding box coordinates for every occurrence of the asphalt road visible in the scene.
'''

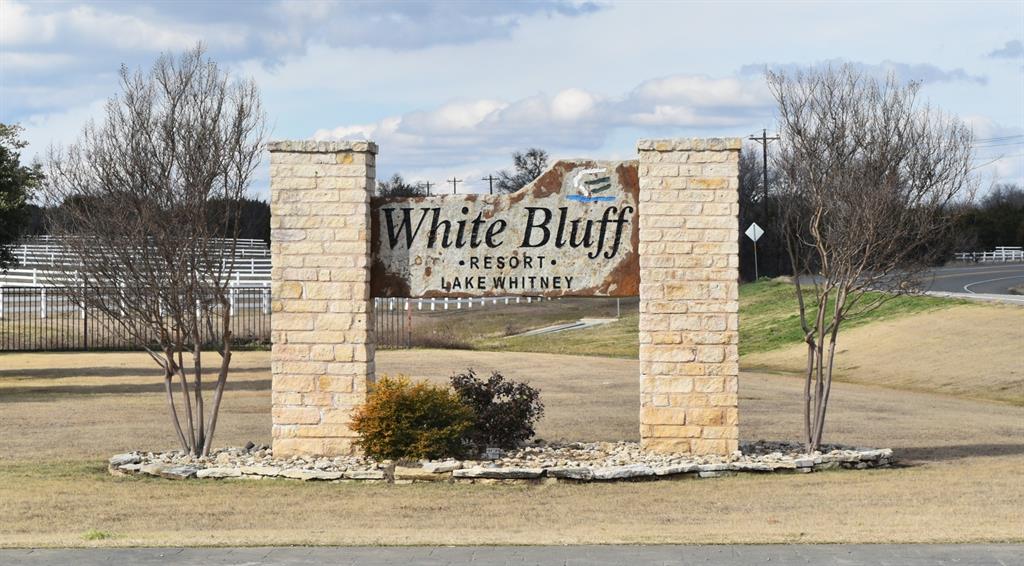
[925,263,1024,295]
[2,545,1022,565]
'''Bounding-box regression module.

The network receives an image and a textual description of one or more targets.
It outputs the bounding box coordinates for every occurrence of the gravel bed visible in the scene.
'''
[109,440,894,483]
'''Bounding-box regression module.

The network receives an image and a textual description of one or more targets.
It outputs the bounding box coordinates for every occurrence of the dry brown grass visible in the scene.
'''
[1,340,1022,547]
[744,304,1024,406]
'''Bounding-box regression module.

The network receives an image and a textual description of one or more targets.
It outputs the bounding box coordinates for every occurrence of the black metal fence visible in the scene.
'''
[0,286,271,352]
[373,297,411,350]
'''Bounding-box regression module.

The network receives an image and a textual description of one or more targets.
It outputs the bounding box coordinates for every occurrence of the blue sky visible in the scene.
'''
[1,0,1022,199]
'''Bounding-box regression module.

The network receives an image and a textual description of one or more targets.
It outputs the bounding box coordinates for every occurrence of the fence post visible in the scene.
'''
[262,285,271,315]
[83,295,88,350]
[406,299,413,348]
[0,286,4,320]
[40,287,47,319]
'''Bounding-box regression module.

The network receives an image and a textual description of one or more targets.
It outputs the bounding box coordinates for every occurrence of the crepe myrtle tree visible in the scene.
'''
[768,65,975,452]
[44,45,266,457]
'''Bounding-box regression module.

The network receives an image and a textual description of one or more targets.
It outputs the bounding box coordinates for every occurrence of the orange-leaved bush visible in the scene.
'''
[351,375,475,460]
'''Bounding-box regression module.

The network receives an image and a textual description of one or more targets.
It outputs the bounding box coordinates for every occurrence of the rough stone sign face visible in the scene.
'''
[370,160,639,298]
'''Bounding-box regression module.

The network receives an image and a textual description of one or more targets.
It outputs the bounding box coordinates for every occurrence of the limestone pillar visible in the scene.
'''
[637,138,741,455]
[268,140,376,457]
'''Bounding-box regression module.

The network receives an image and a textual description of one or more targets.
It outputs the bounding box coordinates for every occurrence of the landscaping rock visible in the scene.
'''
[109,453,141,467]
[159,466,198,480]
[196,467,242,479]
[794,458,815,468]
[546,467,593,481]
[344,470,386,480]
[393,466,447,481]
[280,469,342,481]
[139,463,168,477]
[732,462,773,472]
[653,463,699,476]
[112,441,895,484]
[592,464,654,480]
[422,461,461,473]
[697,463,731,473]
[453,467,543,479]
[238,466,282,477]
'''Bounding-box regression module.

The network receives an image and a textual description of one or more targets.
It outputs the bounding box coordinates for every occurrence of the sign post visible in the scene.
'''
[745,222,765,281]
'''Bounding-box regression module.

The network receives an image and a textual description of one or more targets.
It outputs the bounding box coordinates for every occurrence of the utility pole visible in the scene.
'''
[482,174,498,195]
[748,129,779,222]
[448,177,462,194]
[419,181,433,196]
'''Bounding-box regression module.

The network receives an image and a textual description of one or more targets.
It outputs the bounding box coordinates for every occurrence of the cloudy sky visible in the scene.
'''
[2,0,1022,198]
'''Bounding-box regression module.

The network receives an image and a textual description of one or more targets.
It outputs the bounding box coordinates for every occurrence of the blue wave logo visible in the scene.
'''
[570,167,615,203]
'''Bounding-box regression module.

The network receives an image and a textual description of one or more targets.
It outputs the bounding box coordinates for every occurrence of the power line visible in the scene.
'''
[448,177,462,194]
[418,181,433,196]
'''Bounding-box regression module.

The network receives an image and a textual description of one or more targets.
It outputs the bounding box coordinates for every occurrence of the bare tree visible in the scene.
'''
[44,45,266,456]
[494,148,548,193]
[768,65,975,451]
[376,173,427,198]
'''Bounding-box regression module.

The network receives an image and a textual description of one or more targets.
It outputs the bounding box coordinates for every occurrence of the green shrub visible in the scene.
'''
[351,375,475,460]
[450,369,544,450]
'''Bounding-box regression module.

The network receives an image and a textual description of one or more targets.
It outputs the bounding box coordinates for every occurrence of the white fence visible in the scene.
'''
[0,285,272,320]
[376,295,552,312]
[2,237,271,288]
[954,246,1024,263]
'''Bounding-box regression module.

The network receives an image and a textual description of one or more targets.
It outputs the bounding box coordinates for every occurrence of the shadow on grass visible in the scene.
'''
[899,443,1024,462]
[0,379,271,401]
[0,365,270,380]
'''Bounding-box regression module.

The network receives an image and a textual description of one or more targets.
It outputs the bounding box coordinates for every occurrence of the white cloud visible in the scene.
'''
[1,1,242,52]
[311,73,771,170]
[551,88,596,122]
[0,51,77,71]
[632,76,767,107]
[0,1,58,45]
[16,97,107,166]
[403,100,508,134]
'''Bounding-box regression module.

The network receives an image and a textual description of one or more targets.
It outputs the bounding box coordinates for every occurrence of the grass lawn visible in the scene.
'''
[443,280,965,359]
[1,337,1022,546]
[0,284,1019,547]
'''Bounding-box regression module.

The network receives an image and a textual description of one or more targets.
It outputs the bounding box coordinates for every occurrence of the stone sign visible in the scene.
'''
[370,160,640,298]
[268,138,741,459]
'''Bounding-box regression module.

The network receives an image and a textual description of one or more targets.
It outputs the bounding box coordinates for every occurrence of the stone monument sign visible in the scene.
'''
[269,139,740,458]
